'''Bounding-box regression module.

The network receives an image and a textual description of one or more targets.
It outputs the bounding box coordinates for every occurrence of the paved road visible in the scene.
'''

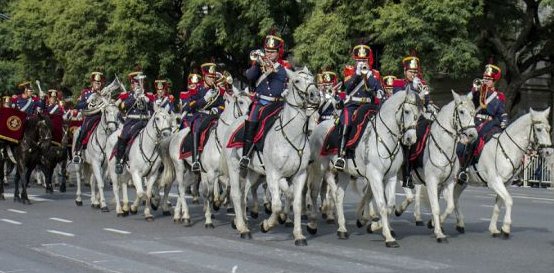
[1,177,553,273]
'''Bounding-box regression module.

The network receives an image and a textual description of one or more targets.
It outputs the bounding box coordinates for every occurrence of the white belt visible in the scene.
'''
[319,115,333,120]
[476,114,492,121]
[126,114,150,120]
[199,110,211,114]
[346,96,372,103]
[257,94,283,102]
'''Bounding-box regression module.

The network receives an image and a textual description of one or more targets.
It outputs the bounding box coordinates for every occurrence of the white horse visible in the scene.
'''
[307,90,422,247]
[224,67,321,245]
[159,88,251,227]
[106,108,173,220]
[72,101,120,210]
[392,91,478,242]
[451,108,552,238]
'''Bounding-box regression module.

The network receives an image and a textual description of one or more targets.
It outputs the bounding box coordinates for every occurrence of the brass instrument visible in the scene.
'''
[360,63,370,75]
[473,78,483,89]
[250,49,274,73]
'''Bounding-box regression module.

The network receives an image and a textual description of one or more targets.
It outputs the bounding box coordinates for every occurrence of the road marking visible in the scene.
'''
[1,219,22,225]
[512,195,554,202]
[49,217,73,223]
[7,209,27,214]
[103,228,131,234]
[531,200,554,205]
[82,193,91,197]
[480,218,491,221]
[3,193,51,202]
[480,204,494,208]
[47,230,75,237]
[148,250,184,255]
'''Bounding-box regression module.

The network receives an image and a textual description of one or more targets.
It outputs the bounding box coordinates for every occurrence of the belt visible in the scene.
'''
[198,110,211,114]
[476,114,492,121]
[319,115,333,120]
[126,114,150,120]
[257,94,283,102]
[346,96,372,104]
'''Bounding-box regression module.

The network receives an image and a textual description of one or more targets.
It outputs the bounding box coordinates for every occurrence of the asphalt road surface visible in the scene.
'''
[1,175,553,273]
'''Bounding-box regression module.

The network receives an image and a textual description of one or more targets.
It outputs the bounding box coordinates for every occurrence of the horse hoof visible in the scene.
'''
[427,220,434,229]
[337,231,349,240]
[205,223,215,229]
[117,213,124,217]
[260,222,269,233]
[101,206,109,212]
[264,203,272,214]
[174,219,179,223]
[213,203,220,211]
[326,219,335,225]
[130,208,138,215]
[91,204,100,209]
[415,221,424,226]
[294,239,308,246]
[390,230,397,239]
[456,226,465,233]
[385,241,400,248]
[145,216,154,222]
[437,237,448,243]
[307,225,317,235]
[394,209,402,217]
[163,211,171,216]
[240,232,252,239]
[75,200,83,206]
[285,222,294,228]
[0,194,4,201]
[501,230,510,239]
[278,216,286,225]
[371,217,380,222]
[150,203,158,211]
[356,219,364,228]
[491,232,501,238]
[301,214,308,221]
[231,221,237,230]
[227,207,235,214]
[59,184,66,193]
[182,219,192,227]
[192,199,199,205]
[321,213,328,219]
[250,211,259,219]
[366,225,373,234]
[24,199,32,205]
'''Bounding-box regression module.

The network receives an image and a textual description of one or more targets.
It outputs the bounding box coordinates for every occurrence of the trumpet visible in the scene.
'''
[473,78,483,89]
[250,49,274,73]
[360,63,370,75]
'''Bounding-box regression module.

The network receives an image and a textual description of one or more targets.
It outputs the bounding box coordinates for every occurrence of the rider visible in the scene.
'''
[457,63,508,184]
[11,81,44,115]
[240,33,291,169]
[73,72,105,163]
[189,62,225,172]
[382,75,397,99]
[393,54,430,188]
[318,70,343,123]
[2,95,11,108]
[334,44,384,171]
[114,69,155,174]
[45,90,65,115]
[180,72,202,129]
[153,79,175,112]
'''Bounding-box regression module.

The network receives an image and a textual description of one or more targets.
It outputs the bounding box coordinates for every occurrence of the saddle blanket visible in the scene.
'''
[408,117,432,169]
[179,115,218,159]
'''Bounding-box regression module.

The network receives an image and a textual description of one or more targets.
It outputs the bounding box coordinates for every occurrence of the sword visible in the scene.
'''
[35,80,46,98]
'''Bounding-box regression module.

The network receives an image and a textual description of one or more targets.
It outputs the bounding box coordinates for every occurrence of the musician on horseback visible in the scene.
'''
[114,70,155,174]
[153,79,175,112]
[382,75,397,99]
[317,70,343,123]
[45,90,64,115]
[457,63,508,184]
[239,34,291,169]
[392,54,430,188]
[333,44,384,171]
[180,73,202,129]
[72,72,105,163]
[187,62,225,172]
[11,81,44,115]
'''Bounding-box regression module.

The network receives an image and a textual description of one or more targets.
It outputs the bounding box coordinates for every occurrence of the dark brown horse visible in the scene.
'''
[39,118,70,193]
[13,114,52,204]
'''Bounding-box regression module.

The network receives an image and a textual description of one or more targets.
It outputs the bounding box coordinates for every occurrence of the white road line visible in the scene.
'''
[103,228,131,234]
[1,219,22,225]
[148,250,184,255]
[3,193,51,202]
[531,200,554,205]
[7,209,27,214]
[47,230,75,237]
[480,218,491,221]
[480,204,494,208]
[49,217,73,223]
[82,193,91,197]
[512,195,554,202]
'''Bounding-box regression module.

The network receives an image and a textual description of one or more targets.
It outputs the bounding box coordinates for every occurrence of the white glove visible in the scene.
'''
[412,77,421,89]
[203,89,216,101]
[355,62,363,76]
[376,90,384,99]
[210,107,219,115]
[86,93,98,103]
[324,93,332,100]
[365,69,373,79]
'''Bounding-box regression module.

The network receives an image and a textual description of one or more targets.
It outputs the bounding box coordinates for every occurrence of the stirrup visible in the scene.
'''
[191,161,201,172]
[334,157,346,171]
[72,154,82,164]
[115,162,124,175]
[402,176,414,189]
[457,171,468,185]
[239,156,250,169]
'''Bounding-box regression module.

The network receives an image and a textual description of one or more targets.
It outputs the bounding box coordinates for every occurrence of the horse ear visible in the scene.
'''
[451,90,460,103]
[543,107,551,120]
[285,68,295,80]
[466,90,473,101]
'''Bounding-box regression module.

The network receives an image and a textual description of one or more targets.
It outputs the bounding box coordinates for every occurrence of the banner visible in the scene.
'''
[49,113,64,145]
[0,108,27,143]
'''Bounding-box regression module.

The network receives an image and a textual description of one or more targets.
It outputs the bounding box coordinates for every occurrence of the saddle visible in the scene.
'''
[81,119,101,146]
[109,129,142,161]
[458,120,502,166]
[179,115,218,159]
[227,102,284,153]
[320,104,378,156]
[407,117,433,169]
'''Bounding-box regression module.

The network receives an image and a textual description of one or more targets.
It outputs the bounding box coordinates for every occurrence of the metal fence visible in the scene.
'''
[522,155,552,187]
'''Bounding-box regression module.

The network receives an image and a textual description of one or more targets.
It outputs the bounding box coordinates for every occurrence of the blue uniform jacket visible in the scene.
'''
[245,63,287,105]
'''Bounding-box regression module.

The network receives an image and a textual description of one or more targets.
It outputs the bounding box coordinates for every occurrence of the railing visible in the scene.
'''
[522,155,552,187]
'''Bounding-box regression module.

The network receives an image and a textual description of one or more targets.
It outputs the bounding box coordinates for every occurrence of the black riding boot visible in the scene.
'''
[73,131,84,164]
[334,125,350,171]
[457,144,473,185]
[115,137,126,175]
[401,144,414,189]
[191,130,201,173]
[239,121,258,169]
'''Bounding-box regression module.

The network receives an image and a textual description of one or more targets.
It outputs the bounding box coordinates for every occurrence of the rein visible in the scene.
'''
[137,113,171,177]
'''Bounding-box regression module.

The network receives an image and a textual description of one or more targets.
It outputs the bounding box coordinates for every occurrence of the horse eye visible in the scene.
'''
[404,110,410,115]
[460,110,465,115]
[294,79,300,84]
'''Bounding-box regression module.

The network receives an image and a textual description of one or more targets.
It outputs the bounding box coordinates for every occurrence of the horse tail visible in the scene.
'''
[159,137,175,187]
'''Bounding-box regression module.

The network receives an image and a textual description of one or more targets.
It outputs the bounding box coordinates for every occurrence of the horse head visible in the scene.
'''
[284,67,321,111]
[151,108,172,138]
[529,107,552,155]
[102,101,120,133]
[36,115,53,152]
[225,86,252,119]
[397,91,421,145]
[452,90,478,144]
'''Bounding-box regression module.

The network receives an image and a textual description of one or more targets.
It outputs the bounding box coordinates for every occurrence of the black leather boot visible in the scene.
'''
[457,144,473,185]
[334,125,350,171]
[73,131,84,164]
[401,144,414,189]
[239,121,258,169]
[115,137,126,175]
[191,130,201,173]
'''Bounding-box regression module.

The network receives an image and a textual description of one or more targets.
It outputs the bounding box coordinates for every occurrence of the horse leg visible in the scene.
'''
[495,182,513,238]
[179,169,193,225]
[440,182,456,224]
[414,184,424,225]
[261,172,283,233]
[366,169,397,247]
[228,162,250,237]
[306,163,323,235]
[0,158,4,200]
[323,171,336,224]
[281,179,293,227]
[201,174,215,228]
[335,172,350,239]
[172,165,185,222]
[355,185,372,227]
[130,172,146,213]
[13,166,21,202]
[44,165,54,194]
[453,183,466,233]
[249,178,260,219]
[88,166,99,208]
[143,174,159,221]
[59,160,67,193]
[395,185,414,217]
[92,163,108,212]
[74,164,83,206]
[161,183,172,216]
[292,170,308,245]
[22,167,32,204]
[488,195,502,236]
[426,176,447,242]
[122,181,130,216]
